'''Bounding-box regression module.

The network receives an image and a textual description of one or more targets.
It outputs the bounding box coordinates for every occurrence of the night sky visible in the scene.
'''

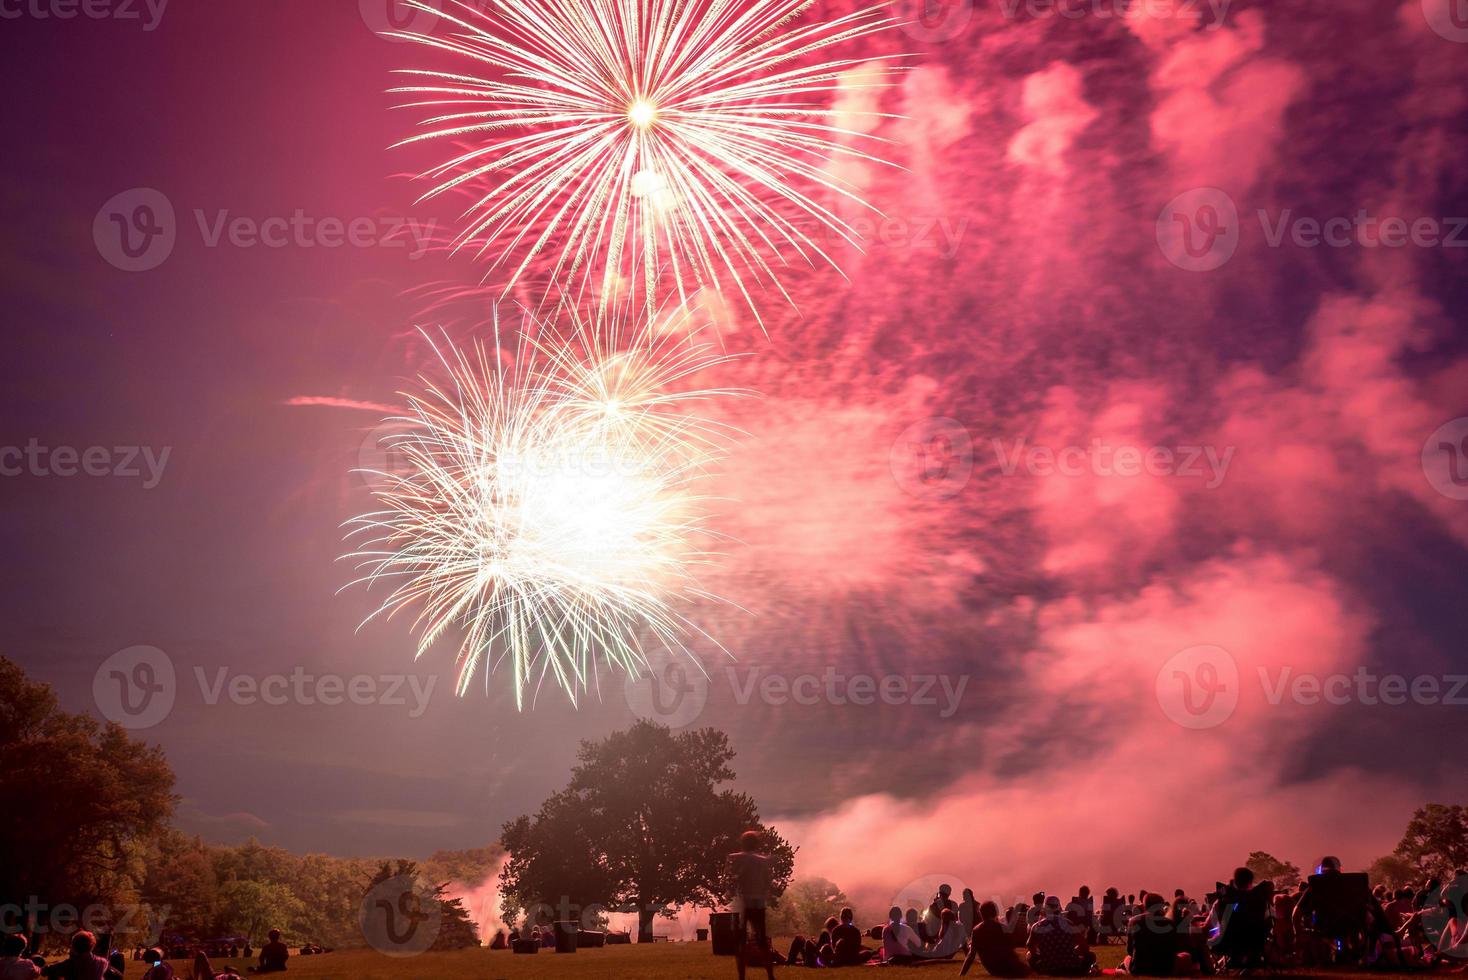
[3,0,1466,914]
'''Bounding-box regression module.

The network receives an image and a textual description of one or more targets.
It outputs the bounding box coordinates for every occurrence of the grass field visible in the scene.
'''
[171,942,1434,979]
[182,941,1124,979]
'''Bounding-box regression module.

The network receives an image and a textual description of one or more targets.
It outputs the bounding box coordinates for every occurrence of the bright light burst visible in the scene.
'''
[387,0,902,321]
[343,303,740,707]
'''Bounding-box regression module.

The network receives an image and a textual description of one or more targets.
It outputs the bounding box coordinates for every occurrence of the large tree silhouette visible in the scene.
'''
[0,657,176,927]
[499,721,795,942]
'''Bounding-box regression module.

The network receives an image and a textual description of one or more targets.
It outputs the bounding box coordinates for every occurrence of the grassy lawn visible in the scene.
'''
[171,942,1434,979]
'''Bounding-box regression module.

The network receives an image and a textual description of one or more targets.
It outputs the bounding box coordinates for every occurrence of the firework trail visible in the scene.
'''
[342,302,743,707]
[386,0,903,323]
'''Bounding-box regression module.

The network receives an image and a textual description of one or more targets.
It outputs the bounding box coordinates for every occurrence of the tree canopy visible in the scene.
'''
[499,720,795,941]
[1244,851,1302,888]
[1395,803,1468,880]
[0,656,177,925]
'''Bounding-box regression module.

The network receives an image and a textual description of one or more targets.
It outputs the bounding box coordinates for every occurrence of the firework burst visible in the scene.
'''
[387,0,902,322]
[343,302,741,707]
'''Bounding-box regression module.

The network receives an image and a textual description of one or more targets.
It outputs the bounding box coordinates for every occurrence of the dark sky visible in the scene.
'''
[3,0,1466,908]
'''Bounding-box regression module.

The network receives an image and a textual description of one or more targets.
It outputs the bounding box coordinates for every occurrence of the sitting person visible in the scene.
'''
[919,908,966,960]
[249,931,287,974]
[881,906,922,964]
[1029,896,1096,976]
[963,901,1031,977]
[1208,867,1272,970]
[139,948,173,980]
[1293,856,1374,964]
[831,907,875,965]
[784,919,837,968]
[1123,893,1195,977]
[1,933,40,980]
[190,952,240,980]
[41,932,109,980]
[488,930,507,950]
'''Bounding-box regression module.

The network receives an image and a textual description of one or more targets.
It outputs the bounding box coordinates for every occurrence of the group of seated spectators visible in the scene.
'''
[0,928,296,980]
[750,858,1468,973]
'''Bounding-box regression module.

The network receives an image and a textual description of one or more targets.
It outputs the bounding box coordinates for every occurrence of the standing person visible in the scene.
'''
[250,932,286,975]
[726,831,775,980]
[41,933,108,980]
[960,888,981,943]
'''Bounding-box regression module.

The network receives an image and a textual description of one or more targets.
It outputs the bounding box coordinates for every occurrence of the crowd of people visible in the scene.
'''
[722,842,1468,976]
[0,928,299,980]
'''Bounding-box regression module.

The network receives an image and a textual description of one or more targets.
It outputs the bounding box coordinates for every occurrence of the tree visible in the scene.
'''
[218,879,304,946]
[142,830,220,937]
[0,657,177,926]
[1244,851,1302,889]
[1395,804,1468,881]
[767,877,851,938]
[499,721,795,942]
[364,861,478,951]
[1369,854,1420,890]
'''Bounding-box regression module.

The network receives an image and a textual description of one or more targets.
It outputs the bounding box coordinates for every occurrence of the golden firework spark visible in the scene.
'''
[343,302,742,707]
[387,0,902,322]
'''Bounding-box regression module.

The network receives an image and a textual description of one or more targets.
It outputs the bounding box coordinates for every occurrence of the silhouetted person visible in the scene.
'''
[964,901,1031,977]
[882,906,922,963]
[1,933,41,980]
[726,830,774,980]
[41,932,108,980]
[247,932,286,975]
